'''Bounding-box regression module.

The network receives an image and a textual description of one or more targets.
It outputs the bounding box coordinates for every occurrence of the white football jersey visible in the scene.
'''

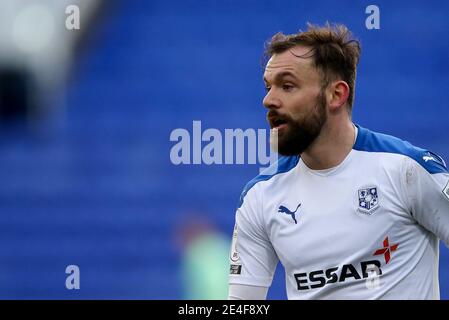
[229,124,449,299]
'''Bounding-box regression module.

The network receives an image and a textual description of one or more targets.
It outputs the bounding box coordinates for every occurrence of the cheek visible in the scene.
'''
[287,92,316,118]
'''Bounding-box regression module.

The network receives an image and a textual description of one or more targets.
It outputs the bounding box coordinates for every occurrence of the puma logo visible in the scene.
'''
[278,203,301,224]
[423,156,436,162]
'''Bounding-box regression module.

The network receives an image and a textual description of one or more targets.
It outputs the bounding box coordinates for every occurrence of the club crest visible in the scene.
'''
[358,187,379,214]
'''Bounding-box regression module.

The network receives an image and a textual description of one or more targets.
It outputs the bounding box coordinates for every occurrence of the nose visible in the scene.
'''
[263,88,281,110]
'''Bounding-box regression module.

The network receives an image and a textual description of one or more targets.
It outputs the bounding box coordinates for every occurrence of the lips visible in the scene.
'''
[267,113,289,129]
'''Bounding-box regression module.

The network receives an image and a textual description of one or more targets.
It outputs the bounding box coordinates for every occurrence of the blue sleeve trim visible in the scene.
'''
[237,155,300,208]
[353,124,448,174]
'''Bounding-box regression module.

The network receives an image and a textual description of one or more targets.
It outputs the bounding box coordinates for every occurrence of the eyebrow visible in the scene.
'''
[263,71,299,84]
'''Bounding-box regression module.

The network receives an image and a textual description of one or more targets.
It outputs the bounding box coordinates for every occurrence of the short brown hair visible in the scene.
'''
[264,23,361,110]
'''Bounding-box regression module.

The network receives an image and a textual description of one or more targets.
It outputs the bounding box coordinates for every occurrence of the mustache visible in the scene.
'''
[266,110,293,123]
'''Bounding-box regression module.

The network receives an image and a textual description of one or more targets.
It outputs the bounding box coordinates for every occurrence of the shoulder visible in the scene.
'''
[353,124,447,174]
[237,155,300,209]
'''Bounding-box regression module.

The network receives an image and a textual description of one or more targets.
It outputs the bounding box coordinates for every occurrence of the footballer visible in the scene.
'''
[228,23,449,300]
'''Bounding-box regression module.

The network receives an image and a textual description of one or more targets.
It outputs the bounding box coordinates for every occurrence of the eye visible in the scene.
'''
[282,83,294,91]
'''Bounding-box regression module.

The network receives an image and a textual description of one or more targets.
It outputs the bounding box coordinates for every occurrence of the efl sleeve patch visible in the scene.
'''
[230,223,240,264]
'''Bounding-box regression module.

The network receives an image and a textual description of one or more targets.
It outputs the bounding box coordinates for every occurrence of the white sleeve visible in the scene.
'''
[228,184,279,288]
[404,155,449,246]
[228,284,268,300]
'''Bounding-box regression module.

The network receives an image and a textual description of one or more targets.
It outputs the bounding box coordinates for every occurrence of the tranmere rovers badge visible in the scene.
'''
[358,187,379,215]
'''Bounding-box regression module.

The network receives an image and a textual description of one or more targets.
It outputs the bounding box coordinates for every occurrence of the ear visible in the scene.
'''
[328,81,350,111]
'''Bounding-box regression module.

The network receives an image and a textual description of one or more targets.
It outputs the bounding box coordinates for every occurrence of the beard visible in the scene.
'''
[269,90,327,156]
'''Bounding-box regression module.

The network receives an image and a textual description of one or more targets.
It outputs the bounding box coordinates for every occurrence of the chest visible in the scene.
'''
[263,169,411,270]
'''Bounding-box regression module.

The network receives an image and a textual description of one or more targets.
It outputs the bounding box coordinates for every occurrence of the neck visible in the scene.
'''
[300,119,356,170]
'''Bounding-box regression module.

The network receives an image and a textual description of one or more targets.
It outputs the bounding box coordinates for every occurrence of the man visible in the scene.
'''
[228,23,449,299]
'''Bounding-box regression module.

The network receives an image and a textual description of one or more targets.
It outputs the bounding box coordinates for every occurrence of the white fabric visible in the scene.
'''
[228,284,268,300]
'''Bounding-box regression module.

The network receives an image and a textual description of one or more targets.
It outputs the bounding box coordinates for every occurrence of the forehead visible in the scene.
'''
[264,46,318,81]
